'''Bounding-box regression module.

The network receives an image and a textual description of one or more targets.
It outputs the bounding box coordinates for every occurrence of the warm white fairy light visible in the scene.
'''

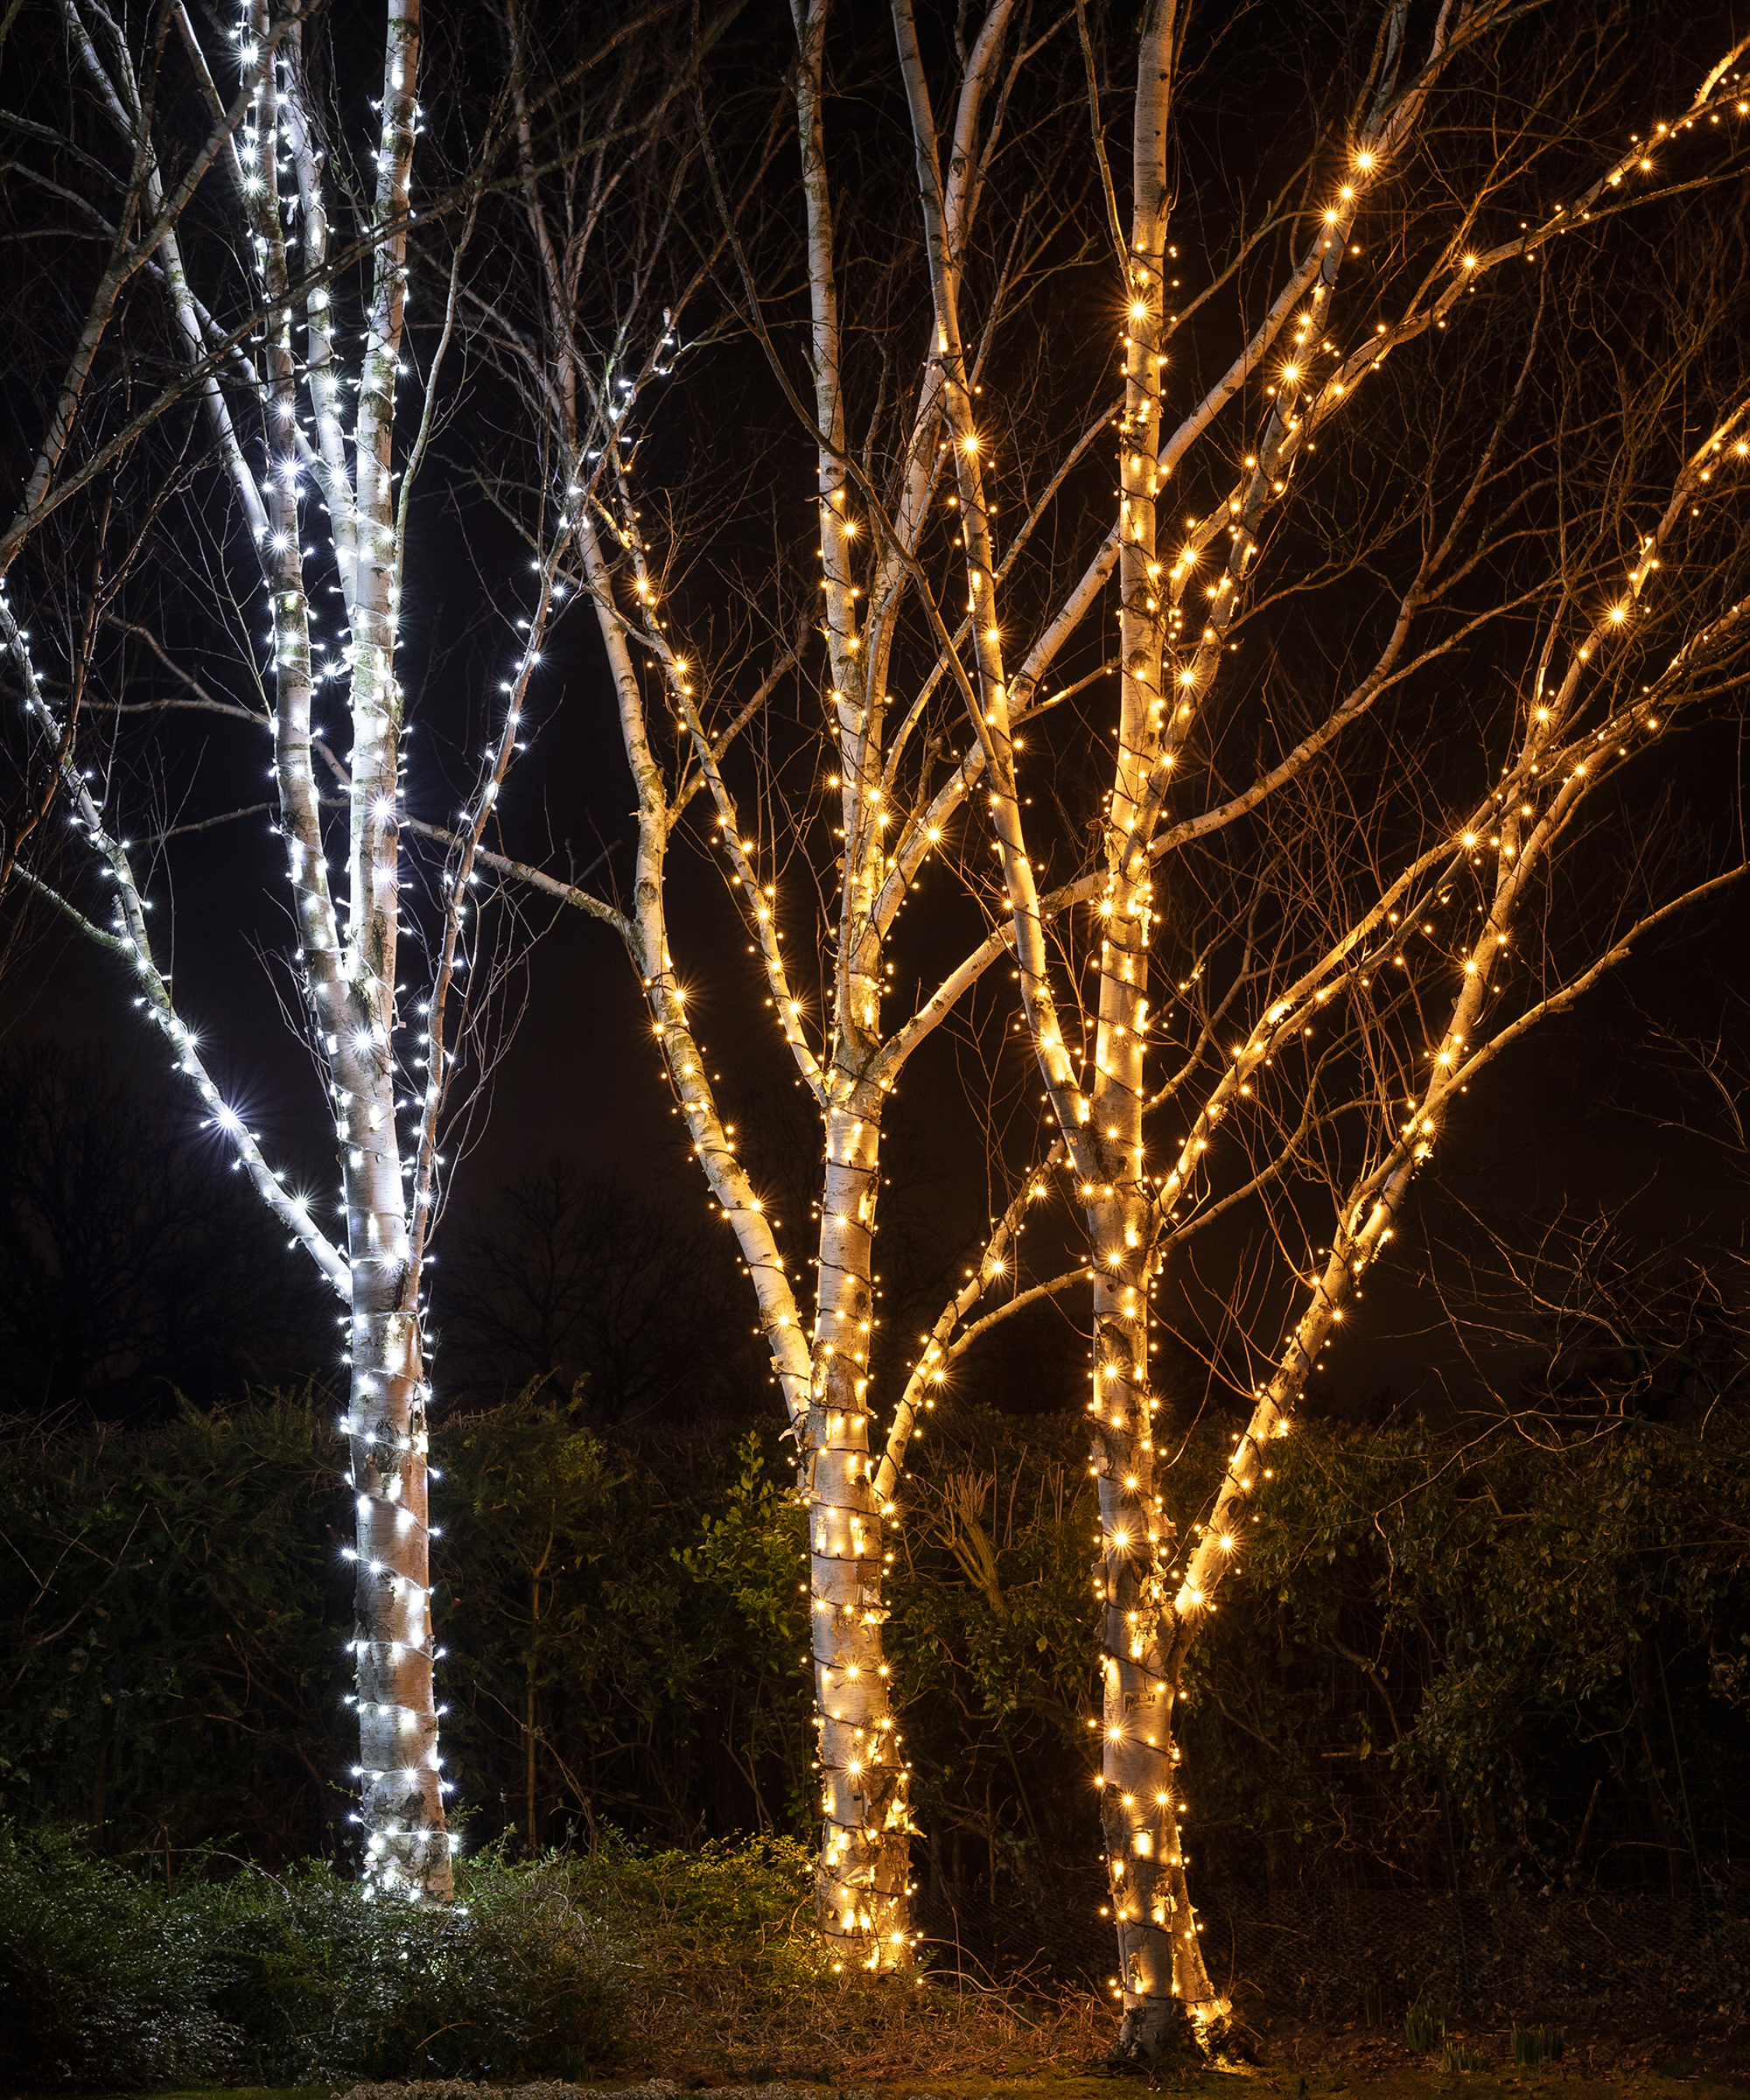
[18,0,1748,1987]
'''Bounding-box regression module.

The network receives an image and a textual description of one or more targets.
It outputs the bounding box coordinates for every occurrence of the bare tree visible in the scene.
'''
[0,0,707,1900]
[3,0,464,1900]
[455,0,1750,2025]
[888,4,1750,2049]
[452,3,1086,1968]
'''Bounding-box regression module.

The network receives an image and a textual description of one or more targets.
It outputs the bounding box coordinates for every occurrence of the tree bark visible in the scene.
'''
[807,1080,910,1964]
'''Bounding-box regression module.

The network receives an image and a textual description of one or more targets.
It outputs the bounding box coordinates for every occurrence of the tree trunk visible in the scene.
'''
[1082,20,1220,2003]
[807,1084,910,1967]
[346,1315,451,1900]
[318,0,451,1903]
[1088,1208,1223,2048]
[527,1564,541,1858]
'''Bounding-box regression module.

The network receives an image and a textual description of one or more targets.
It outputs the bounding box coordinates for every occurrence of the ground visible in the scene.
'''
[80,2047,1750,2100]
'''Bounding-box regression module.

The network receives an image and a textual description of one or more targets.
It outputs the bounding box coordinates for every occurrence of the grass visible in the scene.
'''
[46,2062,1744,2100]
[41,2045,1742,2100]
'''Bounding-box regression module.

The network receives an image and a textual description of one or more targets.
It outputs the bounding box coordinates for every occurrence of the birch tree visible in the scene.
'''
[2,0,461,1900]
[982,16,1750,2053]
[461,0,1750,2021]
[0,0,704,1900]
[461,3,1062,1970]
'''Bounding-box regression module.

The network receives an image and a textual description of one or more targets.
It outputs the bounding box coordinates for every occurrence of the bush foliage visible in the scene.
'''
[0,1825,1112,2092]
[0,1823,828,2089]
[1,1386,1747,1973]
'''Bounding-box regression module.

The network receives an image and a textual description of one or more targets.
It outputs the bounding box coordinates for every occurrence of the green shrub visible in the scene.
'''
[0,1822,239,2090]
[1441,2040,1490,2073]
[598,1832,829,1990]
[1512,2025,1564,2067]
[1404,1997,1447,2051]
[211,1850,627,2082]
[0,1823,840,2089]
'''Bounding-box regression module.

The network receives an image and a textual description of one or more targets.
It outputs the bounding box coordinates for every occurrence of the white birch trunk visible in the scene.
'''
[246,0,451,1900]
[553,0,920,1968]
[807,1090,908,1963]
[1086,2,1219,2048]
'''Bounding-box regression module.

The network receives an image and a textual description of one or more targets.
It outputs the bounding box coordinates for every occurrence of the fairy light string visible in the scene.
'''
[1166,391,1750,1628]
[887,13,1750,2047]
[18,0,1745,1970]
[229,0,458,1901]
[506,0,1034,1965]
[575,461,917,1965]
[3,0,486,1899]
[421,10,1750,1986]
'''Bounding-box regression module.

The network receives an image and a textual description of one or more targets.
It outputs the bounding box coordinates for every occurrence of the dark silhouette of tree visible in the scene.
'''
[0,1044,332,1419]
[438,1162,763,1424]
